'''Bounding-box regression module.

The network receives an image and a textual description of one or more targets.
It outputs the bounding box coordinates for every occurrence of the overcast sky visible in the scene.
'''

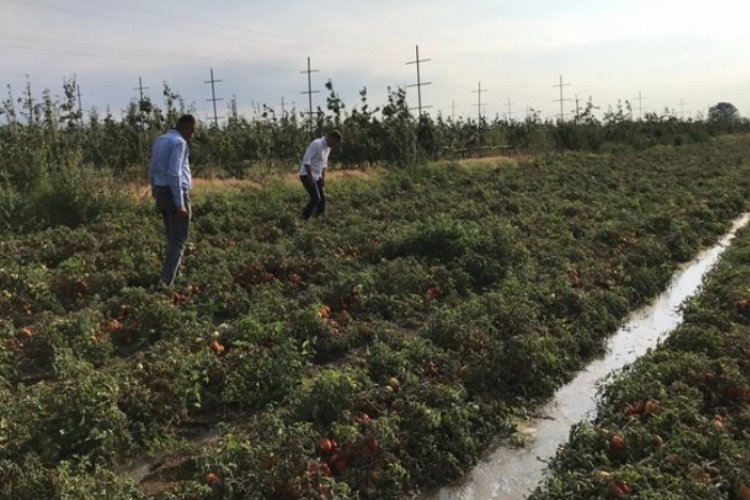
[2,0,749,123]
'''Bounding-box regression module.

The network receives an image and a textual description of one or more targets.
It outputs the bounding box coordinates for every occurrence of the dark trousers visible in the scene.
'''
[153,186,191,286]
[300,176,325,220]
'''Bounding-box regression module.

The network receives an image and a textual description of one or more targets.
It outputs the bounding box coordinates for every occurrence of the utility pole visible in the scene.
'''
[405,45,432,116]
[5,85,17,133]
[634,90,647,120]
[574,94,581,122]
[279,96,286,118]
[230,94,238,121]
[76,84,84,127]
[133,77,149,132]
[678,98,687,120]
[472,82,487,122]
[204,68,223,127]
[24,76,33,125]
[300,56,320,135]
[505,97,515,123]
[553,74,571,122]
[451,100,455,121]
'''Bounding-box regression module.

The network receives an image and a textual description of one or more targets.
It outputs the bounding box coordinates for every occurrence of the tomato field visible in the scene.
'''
[2,135,750,499]
[531,212,750,499]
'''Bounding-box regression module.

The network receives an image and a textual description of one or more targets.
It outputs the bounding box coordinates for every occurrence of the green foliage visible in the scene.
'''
[293,369,369,426]
[221,317,309,408]
[532,223,750,500]
[0,135,750,498]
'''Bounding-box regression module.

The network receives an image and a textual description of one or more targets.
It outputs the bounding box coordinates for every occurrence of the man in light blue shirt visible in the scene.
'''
[148,114,196,286]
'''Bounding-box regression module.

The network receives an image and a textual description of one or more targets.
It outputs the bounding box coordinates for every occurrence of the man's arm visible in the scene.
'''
[303,164,316,187]
[166,140,188,214]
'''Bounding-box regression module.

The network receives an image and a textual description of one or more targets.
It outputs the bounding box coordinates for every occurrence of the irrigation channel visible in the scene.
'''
[428,213,750,500]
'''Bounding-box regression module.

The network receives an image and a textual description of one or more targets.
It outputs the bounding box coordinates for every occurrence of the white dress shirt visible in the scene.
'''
[298,137,330,180]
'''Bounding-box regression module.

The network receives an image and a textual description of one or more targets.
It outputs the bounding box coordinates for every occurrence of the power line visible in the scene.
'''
[0,40,181,67]
[0,31,298,72]
[72,0,405,60]
[204,68,223,126]
[405,45,432,116]
[8,0,404,66]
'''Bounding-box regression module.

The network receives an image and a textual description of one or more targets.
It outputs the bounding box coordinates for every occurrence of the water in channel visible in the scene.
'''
[430,213,750,500]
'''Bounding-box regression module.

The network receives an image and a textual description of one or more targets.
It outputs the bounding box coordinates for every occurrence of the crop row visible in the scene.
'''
[531,218,750,499]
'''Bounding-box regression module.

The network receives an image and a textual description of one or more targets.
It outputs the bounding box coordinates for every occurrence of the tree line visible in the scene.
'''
[0,76,748,231]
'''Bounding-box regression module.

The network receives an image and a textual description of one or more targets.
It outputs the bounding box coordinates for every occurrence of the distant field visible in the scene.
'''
[2,135,750,499]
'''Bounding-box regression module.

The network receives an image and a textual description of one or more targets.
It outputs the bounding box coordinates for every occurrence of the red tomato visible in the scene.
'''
[319,438,333,454]
[643,399,660,415]
[608,483,624,499]
[318,305,331,319]
[205,472,219,485]
[610,435,626,452]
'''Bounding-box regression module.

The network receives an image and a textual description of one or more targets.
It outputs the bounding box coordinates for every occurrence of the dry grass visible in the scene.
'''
[451,154,524,168]
[192,177,262,192]
[126,178,260,202]
[127,156,535,202]
[128,168,380,201]
[281,167,380,183]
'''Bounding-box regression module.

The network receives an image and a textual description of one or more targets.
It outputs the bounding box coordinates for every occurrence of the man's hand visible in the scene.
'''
[319,176,325,189]
[176,206,189,217]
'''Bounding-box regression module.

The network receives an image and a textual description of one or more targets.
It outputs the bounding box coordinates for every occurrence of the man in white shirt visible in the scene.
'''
[148,114,196,286]
[298,130,342,220]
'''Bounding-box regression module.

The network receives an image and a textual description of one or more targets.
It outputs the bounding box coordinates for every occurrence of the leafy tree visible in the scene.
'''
[708,102,738,124]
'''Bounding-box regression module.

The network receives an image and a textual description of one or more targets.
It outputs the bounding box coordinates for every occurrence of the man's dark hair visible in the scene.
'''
[327,129,343,143]
[176,114,196,129]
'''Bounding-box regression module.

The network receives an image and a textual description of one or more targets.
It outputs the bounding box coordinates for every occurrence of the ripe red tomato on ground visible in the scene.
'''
[609,435,626,451]
[210,340,225,354]
[319,438,333,454]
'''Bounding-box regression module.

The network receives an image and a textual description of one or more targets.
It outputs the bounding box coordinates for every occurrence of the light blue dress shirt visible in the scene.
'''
[148,129,192,207]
